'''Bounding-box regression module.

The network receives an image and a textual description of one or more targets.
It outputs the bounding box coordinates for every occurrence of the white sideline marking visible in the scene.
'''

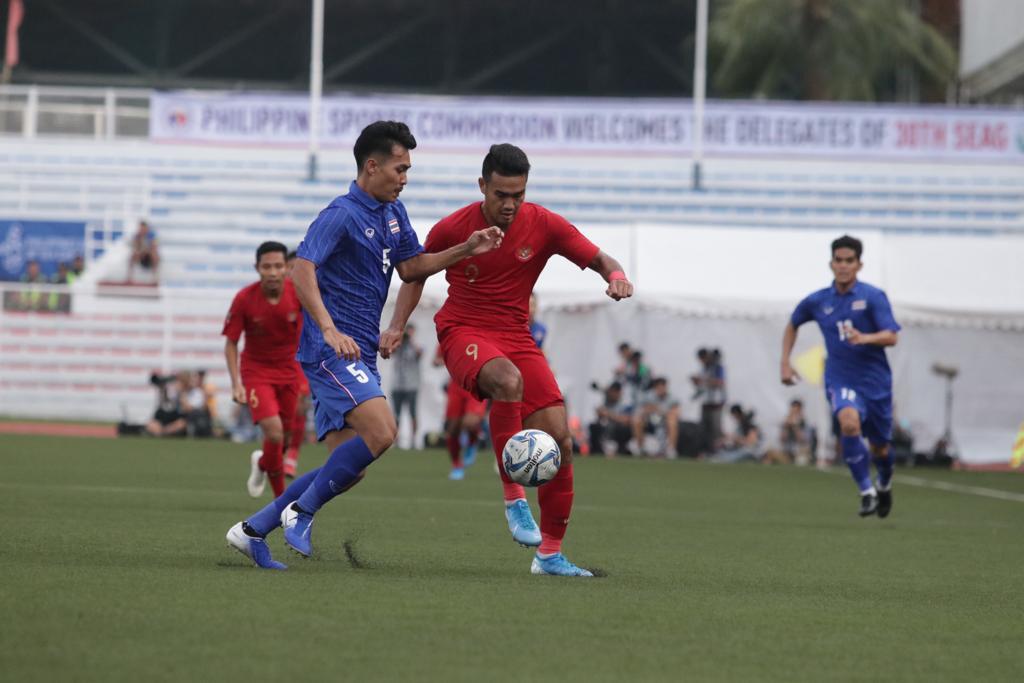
[821,468,1024,503]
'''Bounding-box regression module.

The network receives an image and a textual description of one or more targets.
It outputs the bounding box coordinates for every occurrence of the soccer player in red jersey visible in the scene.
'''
[223,241,303,498]
[432,346,487,480]
[383,144,633,577]
[283,250,310,479]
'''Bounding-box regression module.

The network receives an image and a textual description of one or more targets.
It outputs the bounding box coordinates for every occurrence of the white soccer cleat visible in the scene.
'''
[247,449,266,497]
[226,522,287,570]
[530,552,594,577]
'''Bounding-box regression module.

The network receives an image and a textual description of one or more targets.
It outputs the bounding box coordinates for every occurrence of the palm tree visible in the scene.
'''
[709,0,957,101]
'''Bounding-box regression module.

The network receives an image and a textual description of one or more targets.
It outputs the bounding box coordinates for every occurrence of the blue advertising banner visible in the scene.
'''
[0,220,87,282]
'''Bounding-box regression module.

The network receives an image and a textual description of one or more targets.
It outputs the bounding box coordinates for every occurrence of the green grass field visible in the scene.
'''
[2,434,1022,682]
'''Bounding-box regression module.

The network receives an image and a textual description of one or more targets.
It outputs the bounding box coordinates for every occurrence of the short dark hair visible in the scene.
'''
[618,342,631,352]
[831,234,863,260]
[790,399,803,408]
[608,381,623,391]
[353,121,417,171]
[482,143,530,180]
[256,241,288,264]
[652,377,668,388]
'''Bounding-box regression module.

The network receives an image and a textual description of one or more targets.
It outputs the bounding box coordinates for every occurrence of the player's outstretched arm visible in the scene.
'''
[395,226,503,283]
[224,338,246,404]
[380,280,425,359]
[780,323,801,385]
[586,251,633,301]
[291,257,362,361]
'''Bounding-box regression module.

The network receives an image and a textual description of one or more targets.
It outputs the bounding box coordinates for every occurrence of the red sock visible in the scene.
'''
[490,400,526,502]
[447,433,463,469]
[538,463,574,555]
[288,410,306,458]
[258,439,285,497]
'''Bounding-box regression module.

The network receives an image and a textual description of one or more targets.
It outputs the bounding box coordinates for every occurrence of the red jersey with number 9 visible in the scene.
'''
[222,279,303,385]
[426,202,599,334]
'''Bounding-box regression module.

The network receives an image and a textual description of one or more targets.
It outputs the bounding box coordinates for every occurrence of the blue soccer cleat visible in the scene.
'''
[280,502,315,557]
[530,552,594,577]
[226,522,287,570]
[505,499,541,547]
[448,467,465,481]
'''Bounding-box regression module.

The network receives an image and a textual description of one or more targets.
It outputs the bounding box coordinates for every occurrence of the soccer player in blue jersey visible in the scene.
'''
[226,121,502,569]
[528,293,547,349]
[781,235,901,518]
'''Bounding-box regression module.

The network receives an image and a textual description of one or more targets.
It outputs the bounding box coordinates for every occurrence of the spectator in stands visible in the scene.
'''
[47,262,72,312]
[15,260,46,311]
[70,254,84,278]
[390,322,423,448]
[631,377,681,458]
[181,371,214,438]
[589,380,633,457]
[230,403,260,443]
[780,399,814,465]
[52,262,70,284]
[691,347,727,454]
[128,220,160,282]
[623,349,652,409]
[612,342,632,385]
[711,404,763,463]
[145,370,188,437]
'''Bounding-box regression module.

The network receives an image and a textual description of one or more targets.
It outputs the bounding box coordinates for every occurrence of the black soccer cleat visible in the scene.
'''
[876,488,893,518]
[858,492,878,517]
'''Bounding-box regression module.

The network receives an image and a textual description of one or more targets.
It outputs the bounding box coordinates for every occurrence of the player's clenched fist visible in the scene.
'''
[324,327,361,361]
[606,273,633,301]
[231,383,247,404]
[466,226,503,255]
[378,327,403,359]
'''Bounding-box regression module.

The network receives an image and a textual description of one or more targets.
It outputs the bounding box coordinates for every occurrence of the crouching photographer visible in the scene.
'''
[588,380,634,457]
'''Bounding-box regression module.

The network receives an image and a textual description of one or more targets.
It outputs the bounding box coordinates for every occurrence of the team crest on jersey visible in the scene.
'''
[465,263,479,283]
[852,300,867,310]
[516,246,534,261]
[388,218,400,234]
[823,306,834,315]
[365,228,375,238]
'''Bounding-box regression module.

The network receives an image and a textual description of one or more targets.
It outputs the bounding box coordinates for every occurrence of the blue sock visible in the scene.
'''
[841,435,874,493]
[296,437,376,514]
[874,450,895,490]
[246,469,319,536]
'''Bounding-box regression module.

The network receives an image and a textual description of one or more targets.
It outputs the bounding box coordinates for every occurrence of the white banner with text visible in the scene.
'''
[150,91,1024,161]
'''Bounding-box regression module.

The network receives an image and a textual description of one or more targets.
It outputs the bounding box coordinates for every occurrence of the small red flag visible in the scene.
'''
[4,0,25,68]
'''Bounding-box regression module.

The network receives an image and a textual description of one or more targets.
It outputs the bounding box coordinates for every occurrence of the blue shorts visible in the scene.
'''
[302,357,384,441]
[828,384,893,446]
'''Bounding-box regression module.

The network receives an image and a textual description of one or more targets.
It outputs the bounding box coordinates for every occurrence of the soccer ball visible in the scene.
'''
[502,429,561,487]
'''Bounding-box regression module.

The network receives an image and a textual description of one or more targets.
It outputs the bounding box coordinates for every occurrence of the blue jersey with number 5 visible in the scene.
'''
[790,280,900,400]
[296,181,423,375]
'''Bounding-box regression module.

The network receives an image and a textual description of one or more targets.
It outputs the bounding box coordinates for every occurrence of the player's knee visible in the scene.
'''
[479,359,522,401]
[837,409,861,437]
[364,417,399,455]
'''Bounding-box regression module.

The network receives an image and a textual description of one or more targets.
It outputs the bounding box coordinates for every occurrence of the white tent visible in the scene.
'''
[382,225,1024,464]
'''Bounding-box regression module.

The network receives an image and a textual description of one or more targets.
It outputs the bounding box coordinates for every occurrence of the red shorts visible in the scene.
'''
[245,381,299,425]
[438,325,562,419]
[446,380,487,420]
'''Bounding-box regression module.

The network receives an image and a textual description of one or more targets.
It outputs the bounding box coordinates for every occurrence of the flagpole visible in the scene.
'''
[692,0,708,191]
[307,0,324,181]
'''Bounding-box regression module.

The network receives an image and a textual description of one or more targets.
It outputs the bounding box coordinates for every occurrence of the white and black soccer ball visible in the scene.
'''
[502,429,561,487]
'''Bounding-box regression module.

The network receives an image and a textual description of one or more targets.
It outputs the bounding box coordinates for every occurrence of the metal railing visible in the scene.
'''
[0,84,151,140]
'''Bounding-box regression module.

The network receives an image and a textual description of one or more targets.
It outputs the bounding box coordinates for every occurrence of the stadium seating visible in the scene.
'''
[1,138,1021,425]
[2,139,1021,291]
